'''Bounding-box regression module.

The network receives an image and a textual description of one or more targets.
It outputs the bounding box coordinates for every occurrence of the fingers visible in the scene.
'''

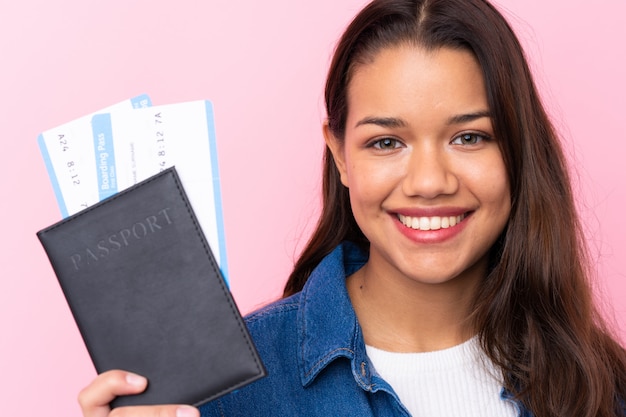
[108,405,199,417]
[78,370,199,417]
[79,370,148,416]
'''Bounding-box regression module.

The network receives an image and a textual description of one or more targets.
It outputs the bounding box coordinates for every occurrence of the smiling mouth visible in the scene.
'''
[397,213,467,231]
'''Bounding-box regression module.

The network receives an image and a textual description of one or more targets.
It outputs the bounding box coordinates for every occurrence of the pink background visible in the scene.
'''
[1,0,624,415]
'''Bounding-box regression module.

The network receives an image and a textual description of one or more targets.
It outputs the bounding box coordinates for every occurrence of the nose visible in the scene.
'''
[402,143,458,199]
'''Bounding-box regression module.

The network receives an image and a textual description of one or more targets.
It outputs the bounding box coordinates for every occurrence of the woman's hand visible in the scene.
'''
[78,370,199,417]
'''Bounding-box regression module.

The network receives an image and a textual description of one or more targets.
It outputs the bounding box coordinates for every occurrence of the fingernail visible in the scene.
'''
[176,406,198,417]
[125,372,147,386]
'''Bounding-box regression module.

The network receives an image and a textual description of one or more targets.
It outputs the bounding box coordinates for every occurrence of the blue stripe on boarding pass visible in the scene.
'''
[91,113,118,201]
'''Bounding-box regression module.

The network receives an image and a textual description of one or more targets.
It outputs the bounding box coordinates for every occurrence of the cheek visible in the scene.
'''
[345,159,401,205]
[479,164,511,221]
[485,174,510,202]
[465,151,510,204]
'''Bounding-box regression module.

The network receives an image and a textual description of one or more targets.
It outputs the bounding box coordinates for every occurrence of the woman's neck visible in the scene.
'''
[347,259,483,353]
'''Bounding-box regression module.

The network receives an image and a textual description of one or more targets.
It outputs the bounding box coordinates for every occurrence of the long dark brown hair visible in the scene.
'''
[283,0,626,415]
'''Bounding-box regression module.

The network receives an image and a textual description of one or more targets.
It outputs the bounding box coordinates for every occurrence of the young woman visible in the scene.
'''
[79,0,626,416]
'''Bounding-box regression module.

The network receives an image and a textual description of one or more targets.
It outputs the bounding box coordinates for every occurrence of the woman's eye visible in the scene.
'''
[451,133,488,145]
[371,138,402,150]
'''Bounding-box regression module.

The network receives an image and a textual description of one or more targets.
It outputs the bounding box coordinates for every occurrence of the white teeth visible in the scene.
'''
[397,213,465,231]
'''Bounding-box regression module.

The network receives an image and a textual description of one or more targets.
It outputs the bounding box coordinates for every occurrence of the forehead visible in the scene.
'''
[346,45,489,126]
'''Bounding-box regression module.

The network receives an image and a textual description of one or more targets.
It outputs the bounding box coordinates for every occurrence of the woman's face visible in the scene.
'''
[326,45,511,287]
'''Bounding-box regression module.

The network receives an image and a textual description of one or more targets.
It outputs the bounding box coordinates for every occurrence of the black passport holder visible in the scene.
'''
[37,167,266,408]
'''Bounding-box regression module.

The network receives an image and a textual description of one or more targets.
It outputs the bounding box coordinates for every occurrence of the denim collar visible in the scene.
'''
[296,242,372,388]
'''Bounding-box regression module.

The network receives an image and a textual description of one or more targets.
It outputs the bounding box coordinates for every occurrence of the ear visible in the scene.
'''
[323,121,349,187]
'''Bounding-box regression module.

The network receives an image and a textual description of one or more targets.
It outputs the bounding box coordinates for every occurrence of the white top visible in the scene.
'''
[366,337,517,417]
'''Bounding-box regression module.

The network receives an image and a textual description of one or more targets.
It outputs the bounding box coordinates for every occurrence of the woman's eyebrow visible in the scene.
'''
[446,110,491,125]
[354,116,407,129]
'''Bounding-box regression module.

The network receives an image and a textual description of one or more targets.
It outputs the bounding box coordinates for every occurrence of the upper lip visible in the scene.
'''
[391,207,472,218]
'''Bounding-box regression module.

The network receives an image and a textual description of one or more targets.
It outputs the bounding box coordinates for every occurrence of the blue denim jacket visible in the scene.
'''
[200,242,532,416]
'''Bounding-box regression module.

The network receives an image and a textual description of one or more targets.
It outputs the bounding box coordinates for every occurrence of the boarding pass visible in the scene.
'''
[38,96,228,280]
